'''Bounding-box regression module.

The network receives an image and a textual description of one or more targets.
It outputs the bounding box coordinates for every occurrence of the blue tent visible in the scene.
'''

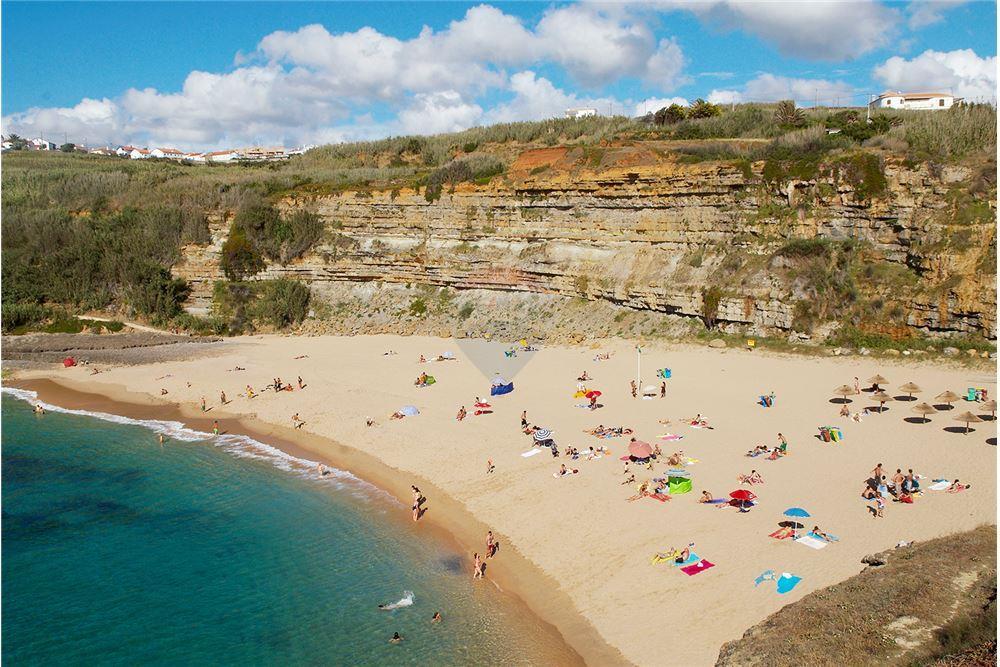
[491,382,514,396]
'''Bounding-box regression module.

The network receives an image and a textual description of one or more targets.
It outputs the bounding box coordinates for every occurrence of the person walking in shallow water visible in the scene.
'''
[473,552,483,579]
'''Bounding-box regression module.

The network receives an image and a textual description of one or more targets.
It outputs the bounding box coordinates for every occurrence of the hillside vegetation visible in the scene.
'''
[2,103,996,339]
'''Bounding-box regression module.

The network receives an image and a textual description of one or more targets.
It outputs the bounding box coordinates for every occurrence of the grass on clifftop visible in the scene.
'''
[715,525,997,667]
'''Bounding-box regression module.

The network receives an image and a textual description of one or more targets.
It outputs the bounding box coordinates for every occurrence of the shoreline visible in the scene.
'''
[6,375,628,667]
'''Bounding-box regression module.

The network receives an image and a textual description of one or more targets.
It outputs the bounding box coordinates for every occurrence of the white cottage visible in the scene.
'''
[869,91,959,111]
[150,147,184,159]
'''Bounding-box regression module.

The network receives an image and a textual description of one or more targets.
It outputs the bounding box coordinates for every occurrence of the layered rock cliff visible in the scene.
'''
[173,144,996,341]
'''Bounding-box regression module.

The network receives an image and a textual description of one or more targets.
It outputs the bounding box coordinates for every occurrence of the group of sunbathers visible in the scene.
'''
[585,425,633,438]
[862,463,926,510]
[563,445,610,460]
[746,434,788,460]
[737,470,764,485]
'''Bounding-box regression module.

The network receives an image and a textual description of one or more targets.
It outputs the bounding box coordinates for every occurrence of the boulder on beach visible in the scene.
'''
[708,338,726,349]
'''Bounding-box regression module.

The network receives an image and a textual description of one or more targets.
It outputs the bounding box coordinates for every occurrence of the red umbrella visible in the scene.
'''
[729,489,757,501]
[585,390,602,399]
[62,357,77,367]
[628,440,653,458]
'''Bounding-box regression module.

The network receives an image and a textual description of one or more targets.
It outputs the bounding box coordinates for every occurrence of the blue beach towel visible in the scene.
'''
[807,531,839,542]
[754,570,775,587]
[776,573,802,594]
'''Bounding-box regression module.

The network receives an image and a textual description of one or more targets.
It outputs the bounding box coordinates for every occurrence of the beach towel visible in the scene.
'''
[769,528,794,540]
[704,498,728,505]
[776,573,801,594]
[474,409,493,416]
[649,493,671,503]
[689,423,707,429]
[658,434,684,441]
[928,480,950,491]
[490,382,514,396]
[807,531,838,542]
[681,560,714,576]
[754,570,776,587]
[794,535,828,550]
[671,552,700,567]
[521,449,543,458]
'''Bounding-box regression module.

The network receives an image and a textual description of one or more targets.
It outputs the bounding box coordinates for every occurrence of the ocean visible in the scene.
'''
[1,390,576,666]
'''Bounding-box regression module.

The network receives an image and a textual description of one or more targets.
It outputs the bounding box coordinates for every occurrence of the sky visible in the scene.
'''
[2,1,996,150]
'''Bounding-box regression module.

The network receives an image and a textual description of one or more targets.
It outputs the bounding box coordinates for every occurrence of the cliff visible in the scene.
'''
[173,143,996,342]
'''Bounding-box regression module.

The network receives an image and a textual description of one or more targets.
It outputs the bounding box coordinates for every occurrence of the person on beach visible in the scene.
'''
[486,459,495,474]
[318,463,330,476]
[486,531,496,558]
[812,526,833,541]
[160,388,169,395]
[946,479,971,493]
[213,420,219,436]
[521,411,528,429]
[874,492,885,518]
[777,433,787,451]
[589,394,598,410]
[660,382,666,398]
[699,490,713,503]
[389,632,404,644]
[891,469,905,497]
[578,371,591,381]
[33,403,45,415]
[419,355,426,363]
[630,380,637,398]
[158,433,165,446]
[473,553,483,579]
[854,377,861,395]
[674,544,692,564]
[201,396,207,412]
[456,406,467,421]
[904,469,920,493]
[412,486,425,521]
[839,403,850,417]
[292,413,304,428]
[220,390,227,405]
[246,385,255,399]
[872,463,884,480]
[431,612,442,624]
[297,376,305,389]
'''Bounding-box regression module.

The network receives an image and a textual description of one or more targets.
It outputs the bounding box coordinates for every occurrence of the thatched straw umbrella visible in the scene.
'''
[911,402,937,424]
[935,390,961,409]
[833,385,855,403]
[981,399,997,420]
[868,374,889,385]
[898,382,922,400]
[870,391,893,412]
[953,411,984,434]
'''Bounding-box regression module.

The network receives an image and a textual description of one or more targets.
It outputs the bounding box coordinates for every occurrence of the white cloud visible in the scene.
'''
[634,97,688,116]
[398,91,483,135]
[667,0,899,60]
[708,73,858,106]
[873,49,997,101]
[907,0,967,29]
[2,4,689,149]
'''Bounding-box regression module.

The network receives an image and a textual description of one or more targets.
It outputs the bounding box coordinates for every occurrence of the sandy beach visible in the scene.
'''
[11,335,997,666]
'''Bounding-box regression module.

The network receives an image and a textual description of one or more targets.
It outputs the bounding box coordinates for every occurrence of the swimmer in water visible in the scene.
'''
[431,612,442,623]
[389,632,403,644]
[212,420,219,436]
[158,433,165,446]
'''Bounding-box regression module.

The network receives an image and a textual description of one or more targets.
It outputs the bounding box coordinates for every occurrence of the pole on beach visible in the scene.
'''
[636,345,642,392]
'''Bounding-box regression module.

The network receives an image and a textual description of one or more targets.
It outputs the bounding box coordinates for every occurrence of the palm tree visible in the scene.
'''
[688,99,722,119]
[774,100,805,128]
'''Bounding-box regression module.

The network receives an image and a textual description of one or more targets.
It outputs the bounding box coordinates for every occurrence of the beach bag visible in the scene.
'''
[819,427,831,442]
[658,368,672,379]
[830,428,840,442]
[968,387,977,402]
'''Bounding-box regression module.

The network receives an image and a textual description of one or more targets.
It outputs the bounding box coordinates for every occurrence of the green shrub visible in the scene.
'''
[220,227,265,281]
[1,302,51,332]
[702,286,723,328]
[252,279,310,328]
[409,298,427,316]
[458,303,475,320]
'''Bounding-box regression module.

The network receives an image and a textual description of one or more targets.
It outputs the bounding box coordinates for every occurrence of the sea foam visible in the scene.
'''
[2,387,397,504]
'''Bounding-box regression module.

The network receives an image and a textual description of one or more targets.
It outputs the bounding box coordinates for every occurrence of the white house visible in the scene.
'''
[183,152,206,163]
[868,91,960,111]
[129,148,151,160]
[204,149,239,163]
[28,138,57,150]
[150,147,184,159]
[565,107,598,119]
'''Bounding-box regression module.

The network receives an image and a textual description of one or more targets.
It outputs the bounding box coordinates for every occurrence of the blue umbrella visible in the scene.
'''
[783,507,811,518]
[400,405,419,416]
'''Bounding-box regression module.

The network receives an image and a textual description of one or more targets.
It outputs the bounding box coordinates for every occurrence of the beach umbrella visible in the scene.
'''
[642,385,657,394]
[729,490,756,501]
[982,399,997,419]
[833,385,854,403]
[869,391,893,411]
[585,390,602,399]
[935,390,960,408]
[898,382,922,399]
[778,520,805,529]
[628,440,654,459]
[953,411,983,434]
[533,428,553,442]
[911,402,937,423]
[400,405,419,416]
[783,507,811,518]
[868,374,889,385]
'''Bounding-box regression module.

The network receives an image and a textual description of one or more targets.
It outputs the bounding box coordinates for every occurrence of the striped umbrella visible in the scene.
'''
[533,428,553,442]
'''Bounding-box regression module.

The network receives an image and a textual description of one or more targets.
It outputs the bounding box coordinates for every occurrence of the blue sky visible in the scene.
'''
[2,1,996,150]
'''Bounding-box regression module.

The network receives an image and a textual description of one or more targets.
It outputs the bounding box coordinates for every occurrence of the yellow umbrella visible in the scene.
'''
[953,411,984,435]
[911,402,937,424]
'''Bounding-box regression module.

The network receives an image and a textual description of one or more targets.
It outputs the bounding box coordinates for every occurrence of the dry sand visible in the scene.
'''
[12,334,997,666]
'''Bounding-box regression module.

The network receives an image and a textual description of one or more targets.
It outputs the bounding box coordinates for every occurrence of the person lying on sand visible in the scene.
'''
[382,350,397,356]
[419,355,426,363]
[627,480,652,501]
[674,545,692,564]
[160,388,169,395]
[556,464,578,477]
[456,406,467,421]
[665,451,685,466]
[946,479,971,493]
[811,526,833,541]
[621,473,636,485]
[390,411,405,420]
[738,470,763,485]
[699,491,714,503]
[578,371,591,381]
[746,444,769,457]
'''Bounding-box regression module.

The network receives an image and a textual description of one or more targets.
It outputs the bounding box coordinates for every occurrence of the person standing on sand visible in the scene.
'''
[521,411,528,429]
[854,377,861,395]
[630,380,637,398]
[220,390,227,405]
[660,382,666,398]
[486,531,496,558]
[201,396,207,412]
[874,492,885,518]
[872,463,884,480]
[486,459,495,474]
[213,420,219,436]
[473,553,483,579]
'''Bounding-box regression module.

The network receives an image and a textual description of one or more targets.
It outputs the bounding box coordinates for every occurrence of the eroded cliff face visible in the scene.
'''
[173,144,996,341]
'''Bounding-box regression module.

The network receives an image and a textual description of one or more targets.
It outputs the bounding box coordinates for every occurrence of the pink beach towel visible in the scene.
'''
[680,560,715,576]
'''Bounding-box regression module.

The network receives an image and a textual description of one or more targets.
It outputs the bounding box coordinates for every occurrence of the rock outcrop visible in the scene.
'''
[173,145,996,341]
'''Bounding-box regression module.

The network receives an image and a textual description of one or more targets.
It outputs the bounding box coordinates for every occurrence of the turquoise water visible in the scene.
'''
[1,392,576,666]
